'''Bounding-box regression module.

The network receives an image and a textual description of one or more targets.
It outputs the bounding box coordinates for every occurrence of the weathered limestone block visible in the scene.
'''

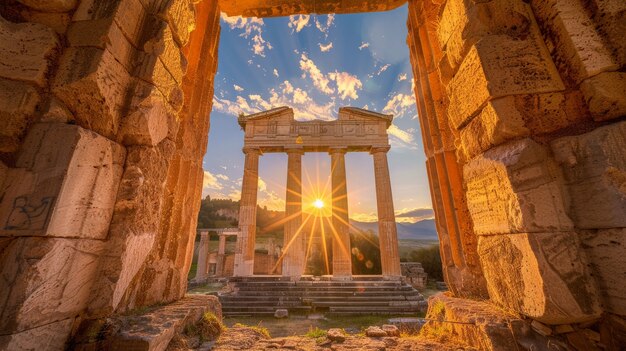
[447,34,564,129]
[73,0,146,49]
[460,92,589,159]
[580,72,626,122]
[591,0,626,66]
[88,141,174,316]
[0,78,41,153]
[0,237,105,334]
[135,52,184,111]
[437,0,533,73]
[0,16,60,87]
[16,0,77,12]
[142,23,188,85]
[464,139,573,235]
[164,0,196,47]
[0,123,125,239]
[108,295,220,350]
[53,47,132,139]
[478,232,602,324]
[581,229,626,316]
[18,9,71,34]
[66,16,135,73]
[120,88,171,146]
[551,121,626,228]
[531,0,619,84]
[421,292,533,350]
[0,318,74,351]
[40,97,74,123]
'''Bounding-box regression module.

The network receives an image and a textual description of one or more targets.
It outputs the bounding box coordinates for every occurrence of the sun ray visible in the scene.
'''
[319,214,330,275]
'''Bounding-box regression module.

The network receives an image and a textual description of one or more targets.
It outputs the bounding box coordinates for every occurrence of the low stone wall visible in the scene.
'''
[401,262,428,289]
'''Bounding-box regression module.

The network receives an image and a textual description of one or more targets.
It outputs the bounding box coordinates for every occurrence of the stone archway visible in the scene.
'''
[0,0,624,348]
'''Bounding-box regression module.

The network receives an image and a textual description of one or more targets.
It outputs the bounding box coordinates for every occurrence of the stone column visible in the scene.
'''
[216,234,226,276]
[371,147,401,278]
[194,231,210,282]
[330,148,352,279]
[282,148,305,278]
[234,148,260,276]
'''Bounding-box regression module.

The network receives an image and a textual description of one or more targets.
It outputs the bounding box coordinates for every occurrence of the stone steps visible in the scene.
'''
[219,278,426,317]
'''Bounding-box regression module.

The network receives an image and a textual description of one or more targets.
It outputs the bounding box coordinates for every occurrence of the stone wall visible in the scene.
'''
[0,0,220,349]
[407,0,625,334]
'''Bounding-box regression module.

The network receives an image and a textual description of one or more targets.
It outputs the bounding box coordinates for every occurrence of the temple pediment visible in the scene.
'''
[238,106,393,152]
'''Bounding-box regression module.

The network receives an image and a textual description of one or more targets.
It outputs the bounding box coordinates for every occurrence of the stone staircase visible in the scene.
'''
[218,276,427,317]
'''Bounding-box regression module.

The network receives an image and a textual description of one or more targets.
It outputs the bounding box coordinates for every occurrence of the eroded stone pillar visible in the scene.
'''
[194,232,210,282]
[371,147,402,278]
[234,148,260,276]
[282,149,305,278]
[329,148,352,279]
[216,234,226,276]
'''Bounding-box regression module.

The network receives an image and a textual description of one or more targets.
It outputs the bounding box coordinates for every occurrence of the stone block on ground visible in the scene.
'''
[382,324,399,337]
[273,309,288,319]
[551,121,626,228]
[365,326,387,338]
[464,139,573,235]
[420,292,553,350]
[478,232,602,324]
[109,295,221,351]
[327,328,346,342]
[581,228,626,316]
[0,16,60,87]
[0,78,41,153]
[0,123,126,239]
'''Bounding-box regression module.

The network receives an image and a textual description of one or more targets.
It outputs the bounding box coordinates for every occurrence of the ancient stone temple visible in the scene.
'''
[0,0,624,349]
[233,106,401,280]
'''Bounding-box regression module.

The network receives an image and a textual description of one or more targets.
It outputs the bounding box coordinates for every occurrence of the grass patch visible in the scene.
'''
[233,322,271,338]
[304,327,327,338]
[430,300,446,317]
[196,312,225,340]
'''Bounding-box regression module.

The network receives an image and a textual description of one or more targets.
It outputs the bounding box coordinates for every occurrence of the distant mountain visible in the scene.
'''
[349,219,438,241]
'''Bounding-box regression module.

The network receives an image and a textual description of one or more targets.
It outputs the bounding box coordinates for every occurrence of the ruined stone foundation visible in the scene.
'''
[0,0,625,350]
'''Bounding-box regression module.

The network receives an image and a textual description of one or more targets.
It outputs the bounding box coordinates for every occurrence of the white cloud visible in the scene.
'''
[288,15,310,32]
[350,212,378,222]
[358,42,370,50]
[319,42,333,52]
[376,64,391,75]
[383,93,416,119]
[221,13,272,57]
[233,84,244,92]
[212,81,336,122]
[292,88,309,104]
[315,14,335,34]
[328,71,363,100]
[216,174,229,180]
[203,171,223,190]
[398,73,407,82]
[273,69,279,77]
[388,124,416,147]
[299,53,334,95]
[258,177,267,192]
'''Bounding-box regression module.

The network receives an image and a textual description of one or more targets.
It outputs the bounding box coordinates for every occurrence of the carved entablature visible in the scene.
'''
[238,106,393,153]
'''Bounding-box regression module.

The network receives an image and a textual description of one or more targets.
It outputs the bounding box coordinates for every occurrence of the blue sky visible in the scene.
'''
[203,5,433,223]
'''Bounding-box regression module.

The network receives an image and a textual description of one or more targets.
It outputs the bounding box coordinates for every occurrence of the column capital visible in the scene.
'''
[285,147,304,155]
[370,146,391,154]
[242,147,261,155]
[328,147,348,155]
